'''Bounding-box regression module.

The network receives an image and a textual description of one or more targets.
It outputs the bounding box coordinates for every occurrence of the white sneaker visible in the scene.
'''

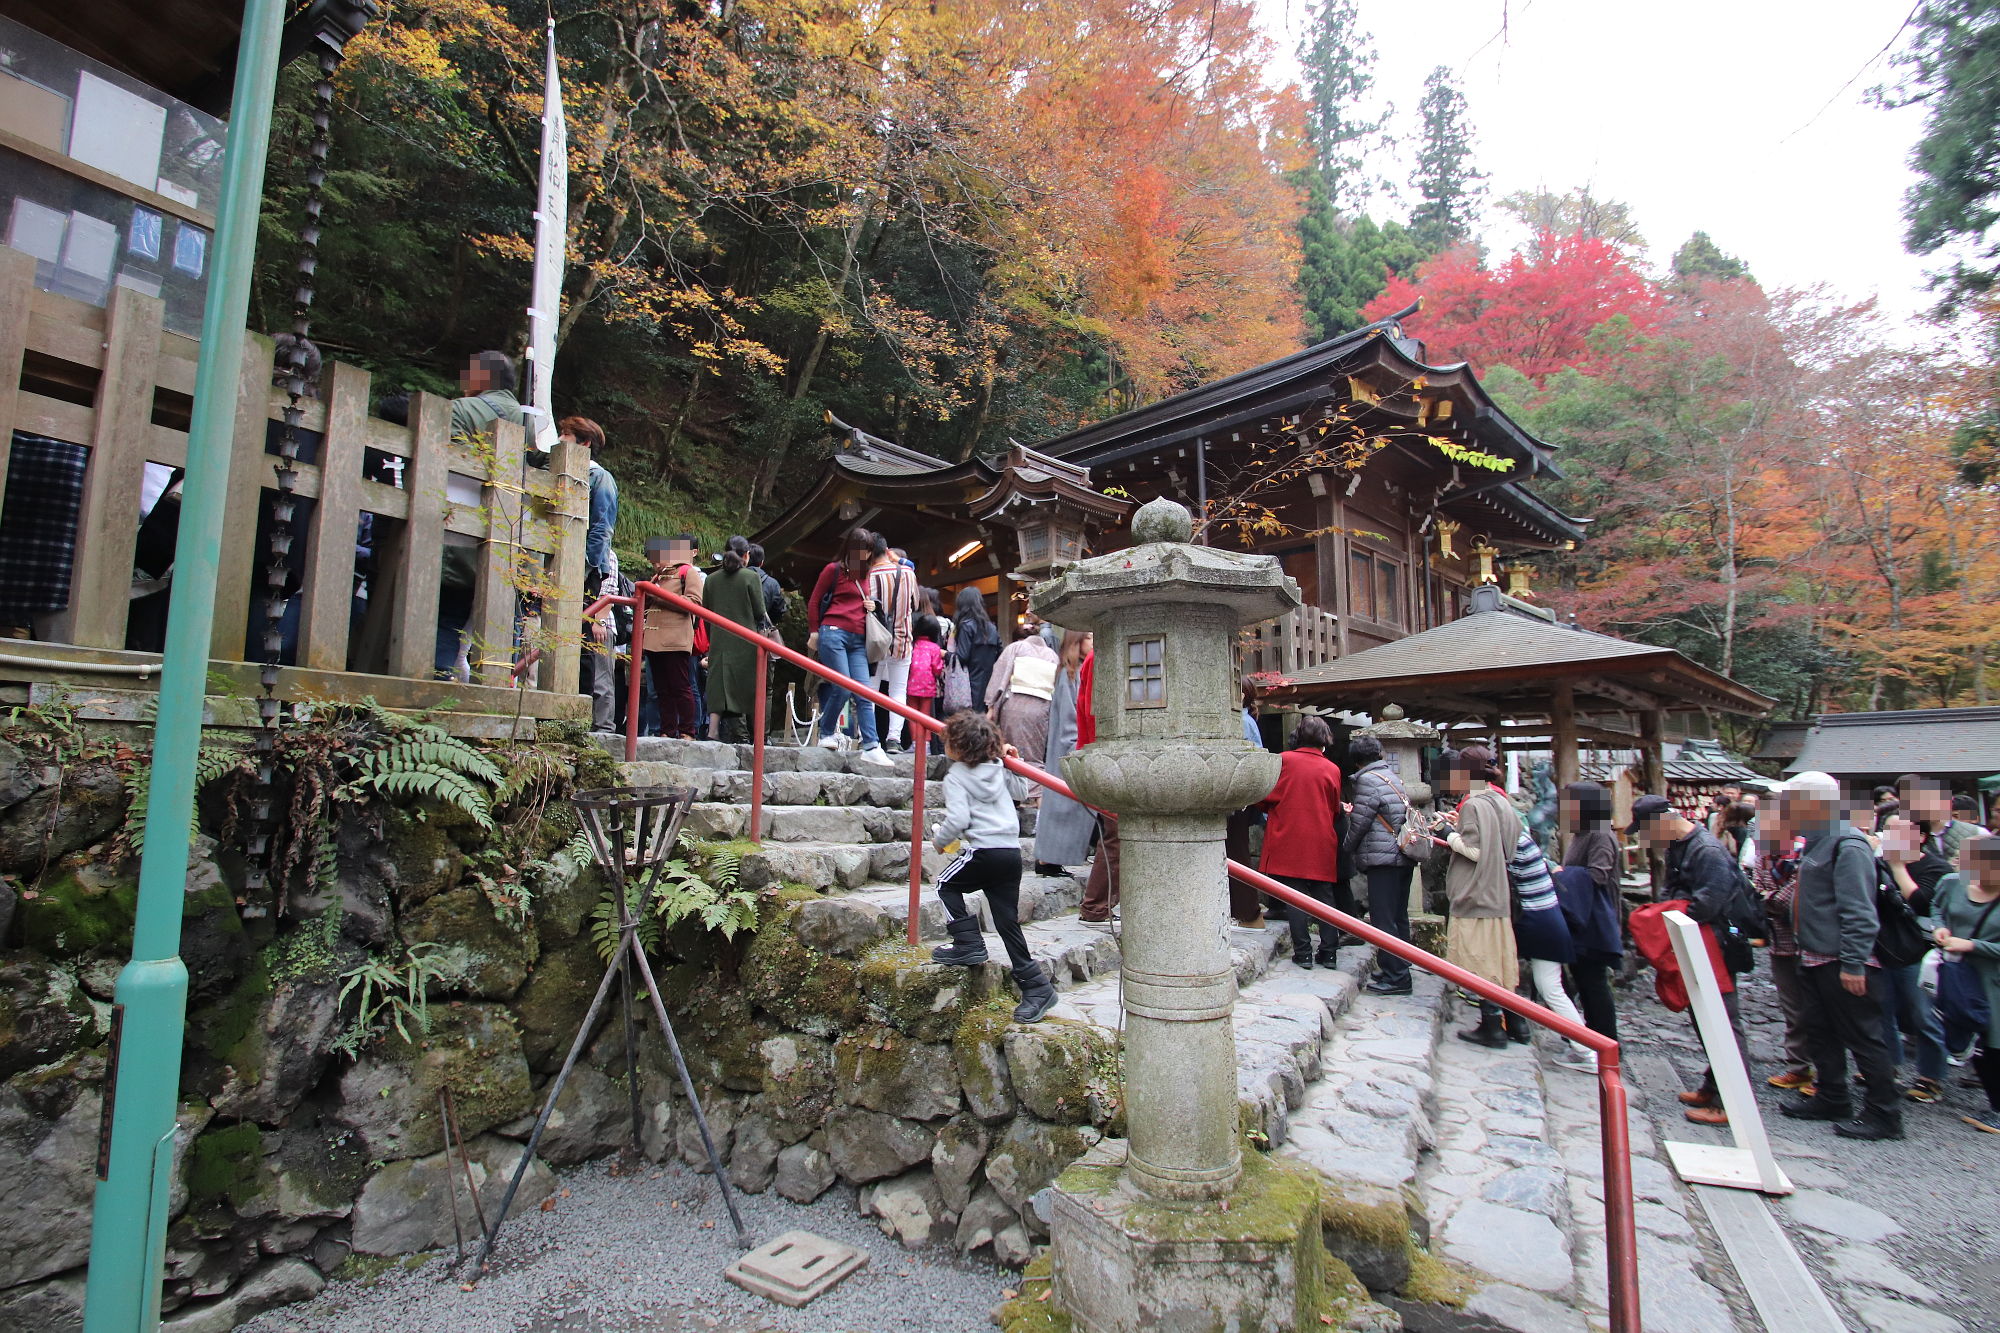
[817,733,843,751]
[857,746,894,768]
[1556,1055,1599,1074]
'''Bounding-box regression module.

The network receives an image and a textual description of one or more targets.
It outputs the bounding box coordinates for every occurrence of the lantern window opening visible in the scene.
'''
[1125,635,1166,708]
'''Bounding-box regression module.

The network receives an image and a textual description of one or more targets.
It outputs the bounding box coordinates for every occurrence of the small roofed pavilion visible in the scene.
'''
[1261,585,1775,827]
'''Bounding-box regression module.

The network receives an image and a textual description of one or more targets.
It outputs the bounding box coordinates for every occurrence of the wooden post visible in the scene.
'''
[212,333,276,661]
[0,246,39,516]
[297,361,370,671]
[545,439,589,697]
[1550,679,1578,857]
[388,392,450,679]
[471,418,525,686]
[58,284,164,648]
[1640,707,1666,894]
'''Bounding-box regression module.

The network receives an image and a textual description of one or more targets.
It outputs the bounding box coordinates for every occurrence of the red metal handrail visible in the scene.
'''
[596,579,1642,1333]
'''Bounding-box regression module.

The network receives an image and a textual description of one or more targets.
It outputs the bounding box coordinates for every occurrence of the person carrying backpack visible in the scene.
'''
[1341,734,1424,995]
[1875,814,1949,1104]
[1633,793,1756,1126]
[1773,772,1903,1141]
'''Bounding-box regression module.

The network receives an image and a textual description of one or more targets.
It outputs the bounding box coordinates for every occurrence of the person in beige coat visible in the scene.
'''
[1438,743,1525,1048]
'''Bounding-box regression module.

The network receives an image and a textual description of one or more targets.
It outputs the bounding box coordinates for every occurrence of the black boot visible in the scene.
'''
[1780,1096,1854,1122]
[931,915,989,967]
[1503,1008,1531,1044]
[1458,1002,1509,1049]
[1314,934,1341,968]
[1833,1112,1904,1141]
[1288,908,1314,968]
[1012,962,1058,1023]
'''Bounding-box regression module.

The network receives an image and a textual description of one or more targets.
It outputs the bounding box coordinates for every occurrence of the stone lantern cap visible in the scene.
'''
[1029,498,1301,630]
[1354,703,1440,743]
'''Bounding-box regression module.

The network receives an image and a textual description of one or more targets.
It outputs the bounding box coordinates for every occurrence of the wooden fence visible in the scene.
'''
[1242,603,1341,680]
[0,242,589,718]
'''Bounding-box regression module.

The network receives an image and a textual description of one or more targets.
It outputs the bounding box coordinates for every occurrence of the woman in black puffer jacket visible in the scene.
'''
[1341,735,1419,995]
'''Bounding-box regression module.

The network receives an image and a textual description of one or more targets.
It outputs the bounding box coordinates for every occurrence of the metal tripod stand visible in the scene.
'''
[471,785,749,1276]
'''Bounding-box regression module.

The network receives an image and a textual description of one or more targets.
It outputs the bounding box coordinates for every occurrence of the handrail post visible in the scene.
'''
[624,587,646,763]
[907,724,926,946]
[1598,1056,1643,1333]
[749,646,766,847]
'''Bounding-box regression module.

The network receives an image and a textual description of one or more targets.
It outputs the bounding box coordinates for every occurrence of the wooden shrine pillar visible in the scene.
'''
[1639,706,1666,894]
[1550,679,1578,856]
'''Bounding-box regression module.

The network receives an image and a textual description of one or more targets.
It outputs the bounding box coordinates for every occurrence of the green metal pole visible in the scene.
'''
[82,1,286,1326]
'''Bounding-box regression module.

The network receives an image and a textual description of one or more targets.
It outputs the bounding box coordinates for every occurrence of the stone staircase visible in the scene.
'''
[602,737,1737,1331]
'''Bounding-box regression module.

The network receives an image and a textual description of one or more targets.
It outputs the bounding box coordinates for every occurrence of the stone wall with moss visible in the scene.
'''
[0,706,1134,1332]
[0,706,627,1330]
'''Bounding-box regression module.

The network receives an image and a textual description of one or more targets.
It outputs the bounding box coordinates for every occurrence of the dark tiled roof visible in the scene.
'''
[1788,707,2000,777]
[1754,721,1811,761]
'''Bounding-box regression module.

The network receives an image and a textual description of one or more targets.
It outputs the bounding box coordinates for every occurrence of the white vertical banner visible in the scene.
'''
[525,17,566,446]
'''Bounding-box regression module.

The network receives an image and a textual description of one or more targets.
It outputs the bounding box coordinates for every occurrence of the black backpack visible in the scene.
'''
[1871,863,1930,968]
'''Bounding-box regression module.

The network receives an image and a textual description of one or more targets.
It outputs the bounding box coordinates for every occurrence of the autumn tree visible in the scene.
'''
[1407,66,1484,252]
[1361,232,1663,380]
[1498,186,1646,257]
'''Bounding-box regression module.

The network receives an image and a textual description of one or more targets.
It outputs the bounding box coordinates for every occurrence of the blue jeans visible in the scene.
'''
[816,627,877,748]
[1878,960,1947,1081]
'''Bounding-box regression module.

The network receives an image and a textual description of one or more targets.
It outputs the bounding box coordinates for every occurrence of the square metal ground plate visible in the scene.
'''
[725,1229,869,1308]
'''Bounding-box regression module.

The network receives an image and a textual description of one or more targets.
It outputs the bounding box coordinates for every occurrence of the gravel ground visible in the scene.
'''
[1618,964,2000,1329]
[240,1159,1011,1333]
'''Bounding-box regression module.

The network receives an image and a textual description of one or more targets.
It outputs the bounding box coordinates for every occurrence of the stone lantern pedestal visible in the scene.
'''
[1030,499,1324,1333]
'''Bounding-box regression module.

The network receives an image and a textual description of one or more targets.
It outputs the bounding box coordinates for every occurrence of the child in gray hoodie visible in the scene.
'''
[929,711,1058,1022]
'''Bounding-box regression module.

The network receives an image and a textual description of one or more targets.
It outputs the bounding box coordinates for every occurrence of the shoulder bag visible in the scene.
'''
[1373,769,1432,861]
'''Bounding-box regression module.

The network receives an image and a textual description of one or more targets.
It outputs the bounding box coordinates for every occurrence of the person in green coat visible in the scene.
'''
[702,536,773,743]
[1932,836,2000,1131]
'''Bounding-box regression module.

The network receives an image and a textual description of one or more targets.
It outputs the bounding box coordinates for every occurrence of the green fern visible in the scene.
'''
[330,942,472,1057]
[351,765,493,829]
[123,742,247,859]
[652,836,757,940]
[356,737,503,788]
[590,885,661,962]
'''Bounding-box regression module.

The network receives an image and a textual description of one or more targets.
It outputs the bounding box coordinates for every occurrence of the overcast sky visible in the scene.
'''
[1253,0,1939,333]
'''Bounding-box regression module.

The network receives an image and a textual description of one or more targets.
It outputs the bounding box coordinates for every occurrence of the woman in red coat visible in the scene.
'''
[1260,715,1348,968]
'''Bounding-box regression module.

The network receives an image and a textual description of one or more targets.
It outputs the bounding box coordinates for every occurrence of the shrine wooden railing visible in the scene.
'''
[0,244,589,717]
[1241,603,1340,677]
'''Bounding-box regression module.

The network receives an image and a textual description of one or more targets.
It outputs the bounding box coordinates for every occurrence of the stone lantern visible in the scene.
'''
[1030,498,1319,1333]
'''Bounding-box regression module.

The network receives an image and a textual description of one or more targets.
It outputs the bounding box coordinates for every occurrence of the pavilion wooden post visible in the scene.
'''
[1639,707,1666,893]
[1550,679,1578,856]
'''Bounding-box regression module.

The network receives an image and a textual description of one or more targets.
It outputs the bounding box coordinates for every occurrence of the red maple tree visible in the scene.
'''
[1362,232,1665,380]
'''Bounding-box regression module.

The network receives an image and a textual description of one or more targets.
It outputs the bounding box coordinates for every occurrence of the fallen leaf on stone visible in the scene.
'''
[1001,1290,1018,1300]
[460,1284,475,1293]
[561,1189,572,1198]
[1320,1317,1334,1326]
[540,1198,555,1211]
[702,1220,716,1229]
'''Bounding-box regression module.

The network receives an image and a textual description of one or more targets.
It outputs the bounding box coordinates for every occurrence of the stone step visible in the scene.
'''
[787,870,1087,950]
[623,761,932,810]
[604,734,947,779]
[685,802,914,846]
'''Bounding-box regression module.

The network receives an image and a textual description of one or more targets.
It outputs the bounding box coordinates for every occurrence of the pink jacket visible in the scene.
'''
[908,638,945,697]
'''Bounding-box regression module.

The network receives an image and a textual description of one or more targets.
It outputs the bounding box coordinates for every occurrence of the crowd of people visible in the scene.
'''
[1657,772,2000,1141]
[434,382,1997,1140]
